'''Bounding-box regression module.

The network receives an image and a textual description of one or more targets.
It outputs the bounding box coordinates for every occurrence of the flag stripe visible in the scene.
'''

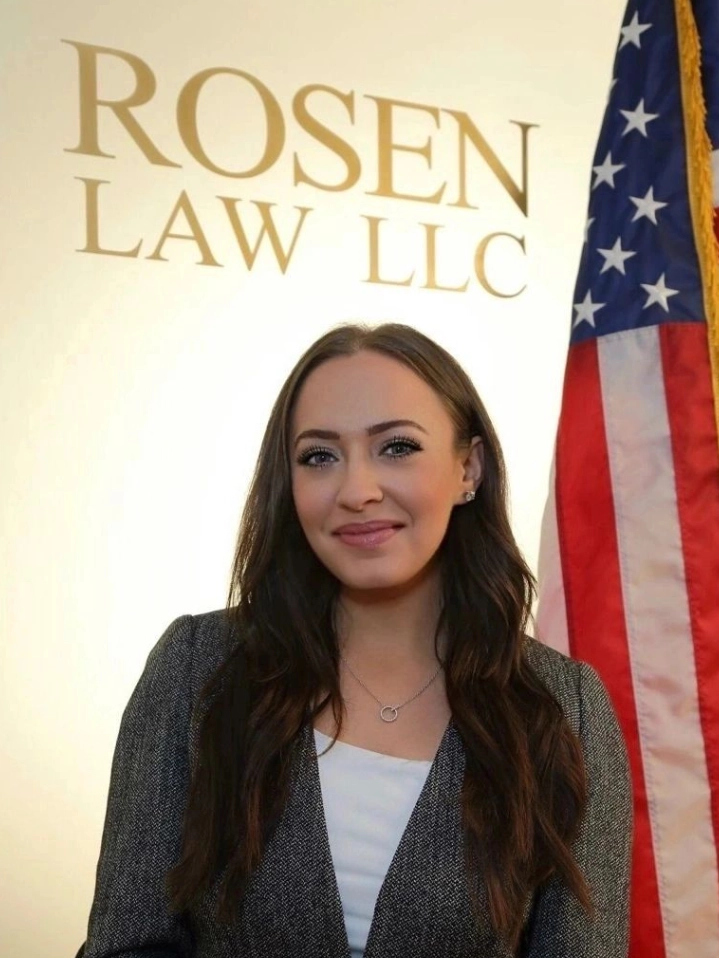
[598,326,719,956]
[535,455,569,656]
[553,340,666,955]
[660,322,719,869]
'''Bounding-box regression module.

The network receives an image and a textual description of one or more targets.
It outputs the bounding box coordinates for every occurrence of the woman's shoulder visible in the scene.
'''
[189,607,242,684]
[520,635,612,736]
[144,607,240,702]
[521,634,580,683]
[191,606,240,656]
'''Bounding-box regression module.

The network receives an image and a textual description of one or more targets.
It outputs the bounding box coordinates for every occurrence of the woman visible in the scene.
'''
[82,322,632,957]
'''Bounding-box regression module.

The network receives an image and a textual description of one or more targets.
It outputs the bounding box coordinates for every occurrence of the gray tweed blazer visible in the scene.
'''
[83,609,632,957]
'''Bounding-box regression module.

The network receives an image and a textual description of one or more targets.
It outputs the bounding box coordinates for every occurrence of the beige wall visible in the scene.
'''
[0,1,625,953]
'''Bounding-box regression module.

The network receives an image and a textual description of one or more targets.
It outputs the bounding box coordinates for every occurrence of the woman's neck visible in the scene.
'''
[335,579,445,668]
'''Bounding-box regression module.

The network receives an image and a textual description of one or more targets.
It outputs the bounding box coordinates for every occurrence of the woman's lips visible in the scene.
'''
[336,526,401,548]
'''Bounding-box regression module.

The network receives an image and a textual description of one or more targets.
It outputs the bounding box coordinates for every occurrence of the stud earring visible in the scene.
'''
[465,490,475,502]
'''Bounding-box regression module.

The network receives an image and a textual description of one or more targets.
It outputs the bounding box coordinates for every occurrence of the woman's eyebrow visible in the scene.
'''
[293,419,428,447]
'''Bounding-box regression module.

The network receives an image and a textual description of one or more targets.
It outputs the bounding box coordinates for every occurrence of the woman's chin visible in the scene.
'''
[335,562,439,600]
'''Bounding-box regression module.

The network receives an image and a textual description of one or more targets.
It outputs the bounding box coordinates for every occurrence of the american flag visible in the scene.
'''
[536,0,719,955]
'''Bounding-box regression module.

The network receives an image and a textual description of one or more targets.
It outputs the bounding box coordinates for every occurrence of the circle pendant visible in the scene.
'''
[380,705,399,723]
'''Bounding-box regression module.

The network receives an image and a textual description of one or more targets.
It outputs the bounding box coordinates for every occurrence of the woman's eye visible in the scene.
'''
[296,436,421,469]
[383,439,420,457]
[297,448,335,467]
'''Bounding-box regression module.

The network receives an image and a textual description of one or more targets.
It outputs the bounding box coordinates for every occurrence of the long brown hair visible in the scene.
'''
[167,322,590,948]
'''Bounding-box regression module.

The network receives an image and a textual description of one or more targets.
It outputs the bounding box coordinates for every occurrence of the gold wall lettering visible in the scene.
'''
[63,40,180,167]
[292,85,361,192]
[363,217,526,295]
[177,68,285,178]
[76,177,315,271]
[63,38,534,294]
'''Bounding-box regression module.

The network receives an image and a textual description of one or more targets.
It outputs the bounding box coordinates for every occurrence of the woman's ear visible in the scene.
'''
[459,435,484,502]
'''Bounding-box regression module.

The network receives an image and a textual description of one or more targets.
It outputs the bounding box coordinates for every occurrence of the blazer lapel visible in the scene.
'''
[188,626,350,956]
[361,722,494,957]
[202,722,350,958]
[308,720,500,957]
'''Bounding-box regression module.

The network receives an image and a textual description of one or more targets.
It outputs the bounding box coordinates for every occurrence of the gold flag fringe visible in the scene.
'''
[674,0,719,438]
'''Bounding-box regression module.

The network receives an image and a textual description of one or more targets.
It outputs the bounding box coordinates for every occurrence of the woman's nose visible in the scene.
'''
[335,457,383,508]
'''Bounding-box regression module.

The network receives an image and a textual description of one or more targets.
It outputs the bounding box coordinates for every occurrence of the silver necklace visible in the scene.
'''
[339,653,444,723]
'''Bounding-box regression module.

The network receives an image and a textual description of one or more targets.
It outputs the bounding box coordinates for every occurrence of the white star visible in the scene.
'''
[629,186,667,224]
[641,273,679,311]
[620,99,660,136]
[573,291,606,328]
[584,217,595,243]
[597,237,637,275]
[620,12,652,49]
[592,152,626,189]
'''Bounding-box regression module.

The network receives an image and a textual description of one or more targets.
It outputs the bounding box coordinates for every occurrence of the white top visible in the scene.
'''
[313,728,433,958]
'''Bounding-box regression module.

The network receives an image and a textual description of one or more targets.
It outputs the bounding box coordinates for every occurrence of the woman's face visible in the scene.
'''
[289,350,482,597]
